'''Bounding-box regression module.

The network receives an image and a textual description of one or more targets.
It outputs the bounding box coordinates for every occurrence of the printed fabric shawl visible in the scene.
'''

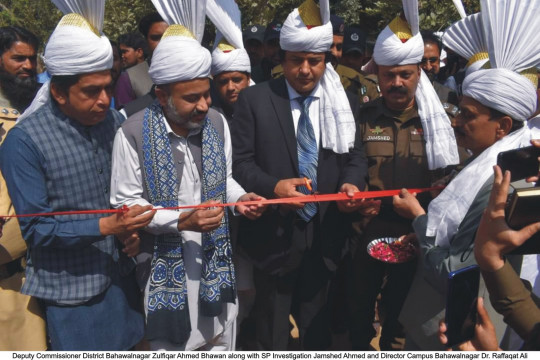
[142,101,236,345]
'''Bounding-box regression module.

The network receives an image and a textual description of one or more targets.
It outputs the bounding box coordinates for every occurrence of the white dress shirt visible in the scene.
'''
[110,113,245,350]
[285,79,322,148]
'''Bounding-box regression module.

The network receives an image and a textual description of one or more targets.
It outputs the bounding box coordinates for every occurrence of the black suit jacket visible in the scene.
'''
[231,77,368,275]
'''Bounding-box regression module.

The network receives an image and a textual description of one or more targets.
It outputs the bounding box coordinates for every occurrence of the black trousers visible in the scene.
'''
[251,217,334,350]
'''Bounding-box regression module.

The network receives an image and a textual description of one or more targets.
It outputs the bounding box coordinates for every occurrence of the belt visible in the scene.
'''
[0,257,24,281]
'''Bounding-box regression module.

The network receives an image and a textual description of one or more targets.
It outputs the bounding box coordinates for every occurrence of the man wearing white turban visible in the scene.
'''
[393,0,540,350]
[110,0,266,351]
[0,0,156,351]
[207,0,252,123]
[348,0,458,350]
[231,0,369,350]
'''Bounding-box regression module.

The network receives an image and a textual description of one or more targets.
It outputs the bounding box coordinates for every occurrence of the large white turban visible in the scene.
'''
[278,0,356,154]
[279,8,333,53]
[149,32,211,85]
[44,18,112,76]
[211,47,251,76]
[373,23,423,66]
[149,0,211,85]
[19,0,112,122]
[373,7,459,170]
[463,68,537,121]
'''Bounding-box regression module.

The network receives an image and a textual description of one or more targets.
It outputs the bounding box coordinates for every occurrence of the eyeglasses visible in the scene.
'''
[421,57,439,64]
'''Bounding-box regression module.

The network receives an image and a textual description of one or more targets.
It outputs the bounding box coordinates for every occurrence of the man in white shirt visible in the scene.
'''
[109,5,265,350]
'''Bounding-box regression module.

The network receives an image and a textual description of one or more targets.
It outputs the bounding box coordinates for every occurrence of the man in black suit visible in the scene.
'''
[230,0,370,350]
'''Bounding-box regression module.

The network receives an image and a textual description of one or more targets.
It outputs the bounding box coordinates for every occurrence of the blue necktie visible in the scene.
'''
[296,96,318,222]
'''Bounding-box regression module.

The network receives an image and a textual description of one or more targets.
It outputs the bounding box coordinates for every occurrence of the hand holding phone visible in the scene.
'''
[445,265,480,347]
[439,297,499,351]
[497,145,540,182]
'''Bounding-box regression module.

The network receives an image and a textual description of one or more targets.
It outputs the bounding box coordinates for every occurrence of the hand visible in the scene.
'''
[525,139,540,183]
[474,165,540,272]
[235,193,267,220]
[439,297,500,351]
[337,183,363,213]
[430,172,455,198]
[118,231,141,257]
[178,200,224,232]
[100,204,156,236]
[357,199,381,217]
[274,178,308,210]
[393,189,426,219]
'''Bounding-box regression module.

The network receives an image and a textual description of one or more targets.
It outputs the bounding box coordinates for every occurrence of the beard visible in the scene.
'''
[164,96,205,130]
[425,70,437,83]
[0,70,39,112]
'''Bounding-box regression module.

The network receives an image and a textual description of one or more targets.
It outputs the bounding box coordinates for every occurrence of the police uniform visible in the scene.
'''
[335,64,379,104]
[271,63,379,104]
[0,99,47,350]
[348,97,440,350]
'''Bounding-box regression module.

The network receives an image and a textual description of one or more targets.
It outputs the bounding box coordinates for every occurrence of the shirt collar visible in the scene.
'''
[285,79,322,101]
[374,97,419,123]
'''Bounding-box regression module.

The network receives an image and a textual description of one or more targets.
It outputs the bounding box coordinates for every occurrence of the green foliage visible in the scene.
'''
[103,0,155,42]
[0,0,61,51]
[0,0,482,51]
[0,0,155,49]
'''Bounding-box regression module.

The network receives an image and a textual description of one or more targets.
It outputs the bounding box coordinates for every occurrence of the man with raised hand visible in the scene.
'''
[110,0,266,351]
[0,1,155,350]
[232,0,368,350]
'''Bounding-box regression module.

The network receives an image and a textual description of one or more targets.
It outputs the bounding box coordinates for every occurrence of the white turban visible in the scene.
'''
[44,21,112,76]
[463,68,537,121]
[211,47,251,76]
[373,26,423,66]
[278,0,356,154]
[443,13,488,78]
[149,33,211,85]
[279,8,333,53]
[206,0,251,76]
[19,1,112,122]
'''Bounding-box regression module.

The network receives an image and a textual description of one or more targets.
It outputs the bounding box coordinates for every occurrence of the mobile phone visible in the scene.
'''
[497,146,540,182]
[445,265,480,348]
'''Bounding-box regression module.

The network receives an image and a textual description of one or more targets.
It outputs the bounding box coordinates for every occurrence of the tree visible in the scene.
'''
[0,0,481,52]
[0,0,156,49]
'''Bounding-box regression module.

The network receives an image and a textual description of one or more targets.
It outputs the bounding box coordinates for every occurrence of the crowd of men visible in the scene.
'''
[0,0,539,352]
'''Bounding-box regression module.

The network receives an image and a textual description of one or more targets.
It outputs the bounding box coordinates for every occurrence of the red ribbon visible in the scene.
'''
[1,187,442,218]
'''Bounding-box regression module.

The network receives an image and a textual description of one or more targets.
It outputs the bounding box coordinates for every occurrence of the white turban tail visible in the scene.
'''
[149,36,212,85]
[279,7,355,154]
[463,68,537,121]
[211,48,251,76]
[19,16,113,122]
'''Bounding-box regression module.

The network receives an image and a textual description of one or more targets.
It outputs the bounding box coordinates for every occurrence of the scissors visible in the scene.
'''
[303,177,315,195]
